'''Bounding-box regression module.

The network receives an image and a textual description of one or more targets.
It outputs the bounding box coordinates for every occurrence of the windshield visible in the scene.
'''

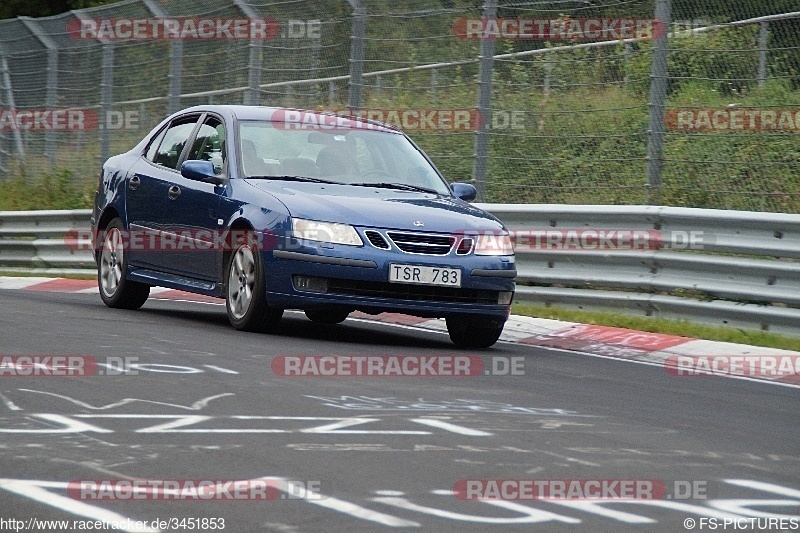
[238,120,451,195]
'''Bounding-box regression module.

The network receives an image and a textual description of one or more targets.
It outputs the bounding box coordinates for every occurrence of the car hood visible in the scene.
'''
[246,180,504,232]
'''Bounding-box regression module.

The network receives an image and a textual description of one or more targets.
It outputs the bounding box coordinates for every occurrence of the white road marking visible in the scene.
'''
[371,492,577,524]
[0,477,417,529]
[0,392,22,411]
[0,479,159,532]
[0,414,113,434]
[410,418,492,436]
[202,364,239,374]
[724,479,800,499]
[272,477,420,527]
[18,389,234,410]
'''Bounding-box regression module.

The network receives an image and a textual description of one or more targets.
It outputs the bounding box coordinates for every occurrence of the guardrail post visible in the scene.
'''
[471,0,497,202]
[347,0,366,112]
[645,0,672,205]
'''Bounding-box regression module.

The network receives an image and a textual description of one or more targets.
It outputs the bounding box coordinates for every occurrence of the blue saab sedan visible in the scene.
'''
[91,105,516,348]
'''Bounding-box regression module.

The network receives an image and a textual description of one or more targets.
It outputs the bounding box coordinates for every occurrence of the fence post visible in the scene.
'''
[168,41,183,113]
[347,0,366,112]
[0,55,24,161]
[645,0,672,205]
[471,0,497,202]
[100,43,114,166]
[20,18,58,169]
[543,52,552,96]
[143,0,182,113]
[233,0,264,105]
[758,22,768,88]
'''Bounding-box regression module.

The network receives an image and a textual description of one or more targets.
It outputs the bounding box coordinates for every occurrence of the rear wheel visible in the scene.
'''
[226,239,282,332]
[446,316,505,349]
[305,309,350,324]
[98,218,149,310]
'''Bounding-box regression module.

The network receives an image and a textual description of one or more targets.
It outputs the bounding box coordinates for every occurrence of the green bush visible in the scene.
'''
[0,168,93,211]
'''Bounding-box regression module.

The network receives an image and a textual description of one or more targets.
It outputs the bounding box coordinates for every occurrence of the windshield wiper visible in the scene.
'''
[246,175,340,184]
[349,182,439,194]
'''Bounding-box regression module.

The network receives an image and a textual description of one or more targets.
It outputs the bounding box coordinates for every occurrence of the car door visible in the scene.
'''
[156,113,227,280]
[126,113,201,271]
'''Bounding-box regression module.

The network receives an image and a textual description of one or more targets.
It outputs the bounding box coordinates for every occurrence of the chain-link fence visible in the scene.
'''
[0,0,797,211]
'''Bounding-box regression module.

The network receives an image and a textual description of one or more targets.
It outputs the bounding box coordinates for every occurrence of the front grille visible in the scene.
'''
[364,230,390,249]
[326,278,499,305]
[387,231,454,255]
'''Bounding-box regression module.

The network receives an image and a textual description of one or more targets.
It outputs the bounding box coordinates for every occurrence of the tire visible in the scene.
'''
[446,316,505,349]
[226,238,283,332]
[305,309,350,324]
[97,218,150,310]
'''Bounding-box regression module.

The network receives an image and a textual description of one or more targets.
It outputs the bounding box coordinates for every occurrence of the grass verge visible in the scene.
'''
[512,303,800,352]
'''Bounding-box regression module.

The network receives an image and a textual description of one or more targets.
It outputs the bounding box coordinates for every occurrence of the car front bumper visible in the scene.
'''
[262,235,516,320]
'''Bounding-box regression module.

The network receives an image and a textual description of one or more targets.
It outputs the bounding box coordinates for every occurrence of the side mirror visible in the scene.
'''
[450,182,477,202]
[181,160,226,186]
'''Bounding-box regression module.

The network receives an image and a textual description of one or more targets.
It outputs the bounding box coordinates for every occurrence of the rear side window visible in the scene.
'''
[148,115,200,170]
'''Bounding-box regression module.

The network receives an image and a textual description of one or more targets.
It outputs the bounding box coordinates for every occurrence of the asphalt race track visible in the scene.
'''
[0,289,798,532]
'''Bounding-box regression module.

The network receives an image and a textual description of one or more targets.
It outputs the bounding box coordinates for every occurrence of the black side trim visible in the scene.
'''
[273,250,377,268]
[470,268,517,278]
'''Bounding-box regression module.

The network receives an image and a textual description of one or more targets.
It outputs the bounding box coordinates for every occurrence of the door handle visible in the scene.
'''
[129,175,141,190]
[168,185,181,200]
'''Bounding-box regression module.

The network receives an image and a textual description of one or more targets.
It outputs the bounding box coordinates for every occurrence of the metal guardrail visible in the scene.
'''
[477,204,800,337]
[0,209,95,273]
[2,206,799,336]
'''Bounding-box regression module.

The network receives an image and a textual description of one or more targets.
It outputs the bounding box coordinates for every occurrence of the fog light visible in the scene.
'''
[294,276,328,294]
[498,291,513,305]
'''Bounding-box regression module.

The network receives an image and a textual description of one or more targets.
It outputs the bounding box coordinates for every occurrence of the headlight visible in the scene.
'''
[474,233,514,256]
[292,218,363,246]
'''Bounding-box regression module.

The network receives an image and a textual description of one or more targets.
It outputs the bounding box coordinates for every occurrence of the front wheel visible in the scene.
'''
[226,240,282,332]
[98,218,150,310]
[446,316,505,349]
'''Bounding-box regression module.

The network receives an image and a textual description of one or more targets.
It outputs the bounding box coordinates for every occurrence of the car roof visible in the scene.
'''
[178,104,400,133]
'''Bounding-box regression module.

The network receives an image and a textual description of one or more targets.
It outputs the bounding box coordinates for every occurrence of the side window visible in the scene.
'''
[145,127,167,162]
[150,116,200,170]
[187,116,226,175]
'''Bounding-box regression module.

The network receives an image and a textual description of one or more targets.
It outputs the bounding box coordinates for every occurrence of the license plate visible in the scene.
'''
[389,264,461,287]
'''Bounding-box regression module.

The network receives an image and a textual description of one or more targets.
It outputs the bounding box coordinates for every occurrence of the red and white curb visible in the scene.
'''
[2,277,798,386]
